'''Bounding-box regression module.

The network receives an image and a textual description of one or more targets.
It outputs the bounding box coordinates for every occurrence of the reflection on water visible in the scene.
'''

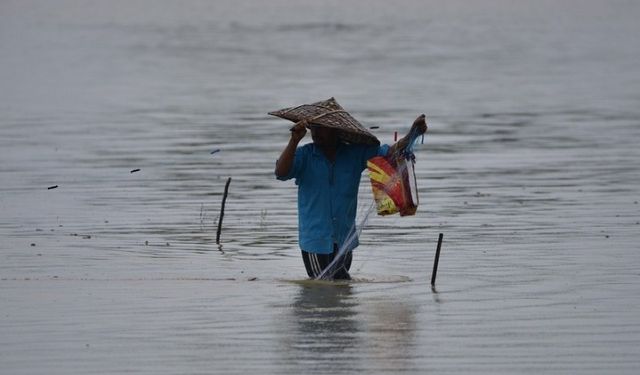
[281,284,361,373]
[280,283,417,374]
[363,297,417,374]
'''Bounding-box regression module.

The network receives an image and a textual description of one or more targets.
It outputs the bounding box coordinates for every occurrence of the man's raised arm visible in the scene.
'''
[275,120,307,178]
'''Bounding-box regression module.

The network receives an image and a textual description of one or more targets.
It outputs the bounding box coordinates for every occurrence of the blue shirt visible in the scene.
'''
[277,142,389,254]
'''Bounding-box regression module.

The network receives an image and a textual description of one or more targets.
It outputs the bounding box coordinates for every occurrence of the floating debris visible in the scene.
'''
[248,277,257,281]
[130,169,140,173]
[210,149,221,155]
[369,126,379,129]
[47,185,58,190]
[30,243,36,247]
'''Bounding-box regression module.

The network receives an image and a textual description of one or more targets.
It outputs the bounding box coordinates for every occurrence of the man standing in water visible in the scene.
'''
[275,105,427,280]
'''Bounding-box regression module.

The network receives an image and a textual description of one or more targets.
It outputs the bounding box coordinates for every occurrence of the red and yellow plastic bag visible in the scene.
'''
[367,154,419,216]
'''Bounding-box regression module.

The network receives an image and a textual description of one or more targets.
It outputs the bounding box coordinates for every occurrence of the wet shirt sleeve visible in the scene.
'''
[275,145,307,181]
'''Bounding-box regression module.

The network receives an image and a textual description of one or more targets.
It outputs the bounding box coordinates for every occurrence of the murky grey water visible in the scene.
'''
[2,0,640,373]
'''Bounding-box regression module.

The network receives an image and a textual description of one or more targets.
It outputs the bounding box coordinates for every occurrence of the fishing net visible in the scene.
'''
[316,128,422,280]
[316,200,377,280]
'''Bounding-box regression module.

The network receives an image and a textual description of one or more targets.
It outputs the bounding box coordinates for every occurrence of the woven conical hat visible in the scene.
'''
[269,97,380,146]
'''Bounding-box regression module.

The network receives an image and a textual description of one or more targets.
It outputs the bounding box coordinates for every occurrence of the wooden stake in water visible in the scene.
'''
[216,177,232,245]
[431,233,443,286]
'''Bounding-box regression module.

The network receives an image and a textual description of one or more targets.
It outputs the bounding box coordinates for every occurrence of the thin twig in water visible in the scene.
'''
[431,233,444,287]
[216,177,232,245]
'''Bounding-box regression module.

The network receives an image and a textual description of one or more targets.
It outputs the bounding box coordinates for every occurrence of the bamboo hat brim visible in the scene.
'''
[269,97,380,146]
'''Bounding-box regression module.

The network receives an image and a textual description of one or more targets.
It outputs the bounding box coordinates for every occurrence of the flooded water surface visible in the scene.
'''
[1,1,640,374]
